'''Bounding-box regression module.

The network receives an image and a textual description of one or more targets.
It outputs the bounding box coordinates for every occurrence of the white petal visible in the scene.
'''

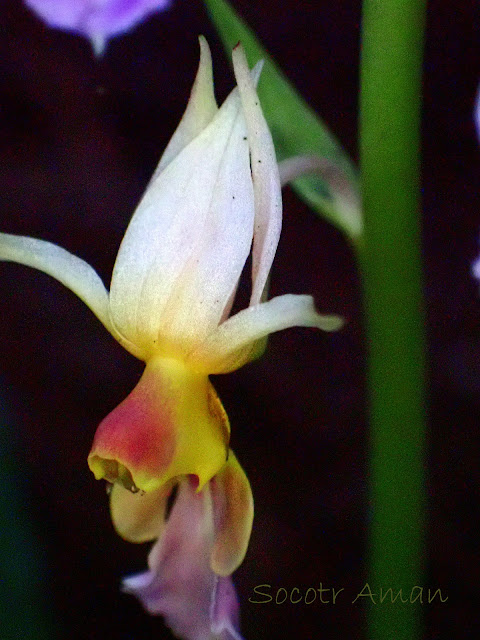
[188,294,344,374]
[0,232,112,332]
[232,45,282,306]
[153,36,218,178]
[156,107,254,348]
[109,87,253,355]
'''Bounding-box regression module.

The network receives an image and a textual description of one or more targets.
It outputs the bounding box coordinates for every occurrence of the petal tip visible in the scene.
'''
[318,313,345,332]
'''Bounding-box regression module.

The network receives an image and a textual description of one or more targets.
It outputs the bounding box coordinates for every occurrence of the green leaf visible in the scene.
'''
[203,0,362,243]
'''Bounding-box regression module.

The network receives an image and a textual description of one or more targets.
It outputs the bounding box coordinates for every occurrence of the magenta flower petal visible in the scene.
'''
[24,0,171,53]
[122,478,244,640]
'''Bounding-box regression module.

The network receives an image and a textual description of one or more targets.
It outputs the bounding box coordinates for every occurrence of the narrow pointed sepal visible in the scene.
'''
[0,232,111,330]
[188,294,344,374]
[232,44,282,305]
[88,357,230,493]
[154,36,218,175]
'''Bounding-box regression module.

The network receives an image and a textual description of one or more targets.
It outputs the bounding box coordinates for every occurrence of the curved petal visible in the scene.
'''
[210,452,253,577]
[155,108,254,349]
[0,232,112,331]
[88,357,230,493]
[109,86,253,357]
[123,477,244,640]
[188,294,344,374]
[109,482,171,543]
[232,45,282,306]
[153,36,218,177]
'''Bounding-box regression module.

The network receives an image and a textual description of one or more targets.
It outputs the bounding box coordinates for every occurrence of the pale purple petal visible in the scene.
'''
[472,244,480,281]
[24,0,171,41]
[122,479,244,640]
[475,83,480,142]
[472,89,480,283]
[210,577,244,640]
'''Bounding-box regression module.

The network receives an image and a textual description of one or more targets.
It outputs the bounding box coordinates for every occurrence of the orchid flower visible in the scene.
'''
[0,37,342,637]
[0,36,341,501]
[24,0,171,55]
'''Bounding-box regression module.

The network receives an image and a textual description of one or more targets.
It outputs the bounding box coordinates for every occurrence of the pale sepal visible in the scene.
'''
[188,294,344,374]
[156,108,254,350]
[108,86,252,356]
[203,0,362,242]
[153,36,219,178]
[0,231,123,341]
[232,45,282,306]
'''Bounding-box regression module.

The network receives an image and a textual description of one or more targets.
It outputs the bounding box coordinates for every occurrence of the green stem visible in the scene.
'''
[359,2,427,639]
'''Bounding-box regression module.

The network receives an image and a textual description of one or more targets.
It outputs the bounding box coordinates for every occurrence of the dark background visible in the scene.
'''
[0,0,479,638]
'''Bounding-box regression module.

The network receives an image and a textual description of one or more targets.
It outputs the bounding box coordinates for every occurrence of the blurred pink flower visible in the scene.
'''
[24,0,171,54]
